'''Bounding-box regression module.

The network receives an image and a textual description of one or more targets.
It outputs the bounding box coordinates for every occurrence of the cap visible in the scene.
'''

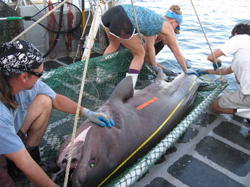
[165,10,183,31]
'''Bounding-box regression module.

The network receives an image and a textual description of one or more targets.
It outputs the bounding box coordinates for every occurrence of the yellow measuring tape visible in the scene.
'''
[98,76,198,186]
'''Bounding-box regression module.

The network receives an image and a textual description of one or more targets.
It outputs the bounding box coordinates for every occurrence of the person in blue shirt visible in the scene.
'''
[144,5,191,75]
[102,4,197,90]
[0,40,114,187]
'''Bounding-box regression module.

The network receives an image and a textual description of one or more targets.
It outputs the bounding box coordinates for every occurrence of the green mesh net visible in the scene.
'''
[11,48,228,186]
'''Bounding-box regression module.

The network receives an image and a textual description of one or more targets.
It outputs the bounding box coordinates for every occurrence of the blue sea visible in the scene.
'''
[121,0,250,93]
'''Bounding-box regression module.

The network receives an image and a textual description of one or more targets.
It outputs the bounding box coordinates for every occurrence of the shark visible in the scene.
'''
[56,70,203,186]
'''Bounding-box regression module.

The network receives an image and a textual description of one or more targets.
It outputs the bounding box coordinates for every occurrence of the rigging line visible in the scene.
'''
[131,0,144,45]
[10,0,69,42]
[189,0,225,82]
[98,76,198,187]
[63,0,102,186]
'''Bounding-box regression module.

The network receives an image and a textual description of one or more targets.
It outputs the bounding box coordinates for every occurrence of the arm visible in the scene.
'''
[195,66,233,77]
[144,35,158,67]
[161,21,187,72]
[207,66,233,75]
[5,148,57,187]
[207,48,224,63]
[52,93,82,115]
[52,93,115,128]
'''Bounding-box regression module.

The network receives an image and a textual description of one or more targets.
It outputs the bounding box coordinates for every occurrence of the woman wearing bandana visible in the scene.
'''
[0,41,115,186]
[102,4,197,90]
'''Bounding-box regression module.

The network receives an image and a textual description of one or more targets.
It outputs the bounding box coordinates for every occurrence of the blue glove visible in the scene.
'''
[163,68,174,76]
[193,68,209,77]
[184,69,198,76]
[82,108,115,128]
[212,59,222,71]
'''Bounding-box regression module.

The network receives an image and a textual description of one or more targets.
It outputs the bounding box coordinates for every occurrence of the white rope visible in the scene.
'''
[190,0,226,82]
[62,0,102,186]
[10,0,68,42]
[130,0,144,45]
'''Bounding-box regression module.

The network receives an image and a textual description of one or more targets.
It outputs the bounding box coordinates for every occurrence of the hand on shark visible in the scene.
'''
[193,68,209,76]
[81,108,115,128]
[184,69,199,76]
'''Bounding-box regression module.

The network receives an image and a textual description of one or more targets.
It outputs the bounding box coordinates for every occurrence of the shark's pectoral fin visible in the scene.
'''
[56,126,92,169]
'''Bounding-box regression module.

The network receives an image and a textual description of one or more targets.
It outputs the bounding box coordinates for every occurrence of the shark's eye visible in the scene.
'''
[89,160,95,168]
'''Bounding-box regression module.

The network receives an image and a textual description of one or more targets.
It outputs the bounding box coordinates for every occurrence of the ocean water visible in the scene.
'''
[122,0,250,93]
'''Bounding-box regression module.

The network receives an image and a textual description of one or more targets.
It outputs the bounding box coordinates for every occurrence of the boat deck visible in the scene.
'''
[43,57,250,187]
[132,110,250,187]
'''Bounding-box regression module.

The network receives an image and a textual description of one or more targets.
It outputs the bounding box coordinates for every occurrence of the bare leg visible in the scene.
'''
[210,97,234,114]
[120,35,145,71]
[20,94,52,146]
[103,28,120,55]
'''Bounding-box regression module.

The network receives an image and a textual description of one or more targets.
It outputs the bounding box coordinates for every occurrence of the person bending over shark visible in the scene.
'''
[0,40,115,187]
[144,5,192,76]
[101,4,197,89]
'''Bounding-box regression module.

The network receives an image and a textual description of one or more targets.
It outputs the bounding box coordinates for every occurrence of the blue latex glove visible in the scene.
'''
[82,108,115,128]
[212,60,222,71]
[163,68,174,76]
[184,69,198,76]
[193,68,209,77]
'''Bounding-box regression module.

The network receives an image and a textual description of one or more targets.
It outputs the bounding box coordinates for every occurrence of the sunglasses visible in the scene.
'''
[28,71,43,78]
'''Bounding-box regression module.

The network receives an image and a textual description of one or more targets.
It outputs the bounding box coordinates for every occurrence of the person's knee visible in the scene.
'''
[209,97,220,113]
[35,94,52,111]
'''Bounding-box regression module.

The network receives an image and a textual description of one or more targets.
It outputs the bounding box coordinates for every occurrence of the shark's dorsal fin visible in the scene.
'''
[109,76,134,103]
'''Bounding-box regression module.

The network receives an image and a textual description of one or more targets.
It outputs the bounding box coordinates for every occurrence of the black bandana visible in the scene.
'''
[0,40,43,76]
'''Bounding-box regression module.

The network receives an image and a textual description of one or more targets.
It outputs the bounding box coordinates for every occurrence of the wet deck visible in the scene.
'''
[43,57,250,187]
[132,109,250,187]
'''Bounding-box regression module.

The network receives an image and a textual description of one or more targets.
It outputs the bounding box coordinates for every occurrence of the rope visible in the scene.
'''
[130,0,144,45]
[190,0,226,82]
[10,0,69,42]
[62,0,102,186]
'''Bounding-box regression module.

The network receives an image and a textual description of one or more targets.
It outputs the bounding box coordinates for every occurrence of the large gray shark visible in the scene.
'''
[56,70,203,186]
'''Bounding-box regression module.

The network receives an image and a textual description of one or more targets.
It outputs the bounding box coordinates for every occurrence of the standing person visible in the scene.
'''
[0,40,115,187]
[101,4,197,89]
[194,22,250,114]
[145,5,191,76]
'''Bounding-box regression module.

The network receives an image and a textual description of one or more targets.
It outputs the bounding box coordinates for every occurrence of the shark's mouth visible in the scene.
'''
[56,126,92,169]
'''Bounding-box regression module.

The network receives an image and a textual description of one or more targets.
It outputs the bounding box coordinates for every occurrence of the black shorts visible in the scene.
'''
[101,5,135,40]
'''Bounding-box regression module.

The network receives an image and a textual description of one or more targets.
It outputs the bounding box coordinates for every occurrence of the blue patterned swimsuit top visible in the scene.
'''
[121,4,165,36]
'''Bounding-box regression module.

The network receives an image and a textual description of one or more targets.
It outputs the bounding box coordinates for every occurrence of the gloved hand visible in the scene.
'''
[163,68,174,76]
[212,59,222,71]
[82,108,115,128]
[184,69,198,76]
[193,68,209,77]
